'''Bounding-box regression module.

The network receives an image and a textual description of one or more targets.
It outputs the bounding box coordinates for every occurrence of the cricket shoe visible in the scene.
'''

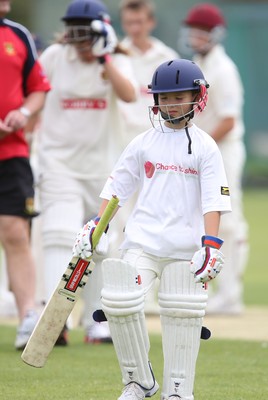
[84,321,112,344]
[118,381,159,400]
[15,310,39,350]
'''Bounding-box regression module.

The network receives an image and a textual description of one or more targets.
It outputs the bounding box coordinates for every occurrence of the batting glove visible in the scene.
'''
[91,20,117,57]
[190,235,224,283]
[72,217,109,260]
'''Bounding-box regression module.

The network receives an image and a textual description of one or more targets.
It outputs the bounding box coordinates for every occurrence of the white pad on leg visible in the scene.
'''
[43,245,73,302]
[101,258,155,390]
[82,255,104,327]
[159,261,207,400]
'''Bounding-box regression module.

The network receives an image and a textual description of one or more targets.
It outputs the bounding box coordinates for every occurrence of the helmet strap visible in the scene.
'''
[184,124,192,154]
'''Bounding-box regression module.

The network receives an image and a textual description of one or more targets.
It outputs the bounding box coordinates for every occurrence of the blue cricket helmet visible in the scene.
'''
[148,59,208,94]
[62,0,109,22]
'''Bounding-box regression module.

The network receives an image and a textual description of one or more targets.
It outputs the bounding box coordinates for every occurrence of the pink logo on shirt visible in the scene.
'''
[144,161,155,178]
[62,98,107,109]
[144,161,198,178]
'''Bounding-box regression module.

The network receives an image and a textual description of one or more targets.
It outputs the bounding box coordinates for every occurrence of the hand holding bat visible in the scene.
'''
[21,195,119,368]
[72,217,109,259]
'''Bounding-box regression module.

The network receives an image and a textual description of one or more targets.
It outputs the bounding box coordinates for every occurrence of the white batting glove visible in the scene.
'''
[91,20,117,57]
[190,235,224,283]
[72,218,109,260]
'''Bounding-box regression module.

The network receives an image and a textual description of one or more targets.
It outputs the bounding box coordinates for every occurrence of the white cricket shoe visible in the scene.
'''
[15,310,39,350]
[118,381,159,400]
[84,321,112,344]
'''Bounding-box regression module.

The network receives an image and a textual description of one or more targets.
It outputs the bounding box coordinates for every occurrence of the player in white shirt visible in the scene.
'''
[37,0,137,344]
[180,3,249,315]
[72,59,231,400]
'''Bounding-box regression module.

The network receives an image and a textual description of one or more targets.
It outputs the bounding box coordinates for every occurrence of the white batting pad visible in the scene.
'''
[101,258,156,390]
[159,261,207,400]
[82,257,104,327]
[44,245,73,302]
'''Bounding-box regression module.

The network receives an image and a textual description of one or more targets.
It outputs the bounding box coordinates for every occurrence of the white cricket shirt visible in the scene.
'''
[193,45,245,142]
[101,123,231,259]
[38,43,137,179]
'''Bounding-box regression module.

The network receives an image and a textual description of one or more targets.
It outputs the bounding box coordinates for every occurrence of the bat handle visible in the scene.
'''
[91,195,119,249]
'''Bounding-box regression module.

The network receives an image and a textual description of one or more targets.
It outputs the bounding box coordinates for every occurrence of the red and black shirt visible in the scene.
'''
[0,18,50,160]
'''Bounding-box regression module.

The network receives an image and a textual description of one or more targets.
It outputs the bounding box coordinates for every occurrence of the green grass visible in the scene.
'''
[243,188,268,306]
[1,188,268,399]
[0,327,267,400]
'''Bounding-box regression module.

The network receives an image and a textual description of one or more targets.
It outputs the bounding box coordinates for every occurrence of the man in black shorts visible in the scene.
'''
[0,0,50,349]
[0,158,39,219]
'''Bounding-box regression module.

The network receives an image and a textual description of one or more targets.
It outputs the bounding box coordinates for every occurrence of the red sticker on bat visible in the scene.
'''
[65,259,89,292]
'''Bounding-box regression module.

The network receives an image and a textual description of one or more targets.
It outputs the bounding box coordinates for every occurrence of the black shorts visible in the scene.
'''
[0,157,39,218]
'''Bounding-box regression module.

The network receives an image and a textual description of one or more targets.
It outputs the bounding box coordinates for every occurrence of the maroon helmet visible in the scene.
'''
[184,3,226,30]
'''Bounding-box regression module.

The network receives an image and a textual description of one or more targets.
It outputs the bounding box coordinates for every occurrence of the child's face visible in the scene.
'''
[158,91,195,126]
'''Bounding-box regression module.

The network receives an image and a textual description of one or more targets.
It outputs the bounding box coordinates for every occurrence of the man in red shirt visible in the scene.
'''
[0,0,50,349]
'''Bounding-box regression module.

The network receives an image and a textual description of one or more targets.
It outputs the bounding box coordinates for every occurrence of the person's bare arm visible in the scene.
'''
[203,211,221,236]
[3,91,47,134]
[98,198,120,220]
[210,117,235,143]
[103,59,136,103]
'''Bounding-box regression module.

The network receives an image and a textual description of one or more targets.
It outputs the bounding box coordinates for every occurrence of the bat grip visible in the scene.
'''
[91,195,119,249]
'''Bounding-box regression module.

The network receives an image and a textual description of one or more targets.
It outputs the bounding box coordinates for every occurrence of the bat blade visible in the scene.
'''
[21,257,92,367]
[21,195,119,368]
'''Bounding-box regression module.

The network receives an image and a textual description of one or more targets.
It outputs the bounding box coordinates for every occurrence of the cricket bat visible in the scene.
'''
[21,195,119,368]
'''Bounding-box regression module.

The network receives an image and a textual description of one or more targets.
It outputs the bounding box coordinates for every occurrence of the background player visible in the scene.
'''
[73,59,232,400]
[119,0,179,144]
[180,3,249,315]
[36,0,137,343]
[0,0,50,349]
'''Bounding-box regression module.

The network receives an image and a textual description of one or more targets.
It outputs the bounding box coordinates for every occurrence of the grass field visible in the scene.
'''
[1,327,267,400]
[1,187,268,399]
[243,188,268,305]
